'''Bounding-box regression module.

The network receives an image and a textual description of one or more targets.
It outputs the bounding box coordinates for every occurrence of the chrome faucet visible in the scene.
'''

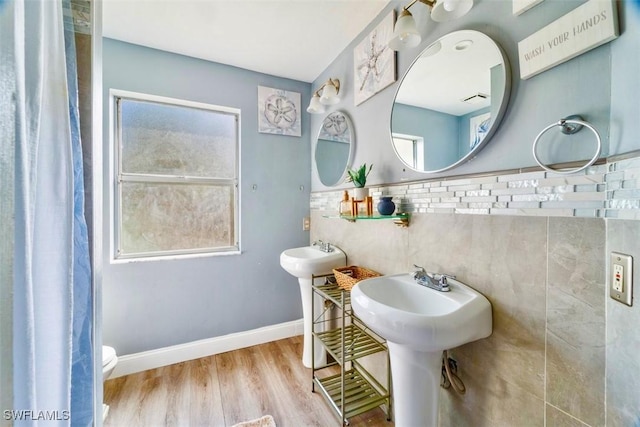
[412,265,454,292]
[312,240,334,253]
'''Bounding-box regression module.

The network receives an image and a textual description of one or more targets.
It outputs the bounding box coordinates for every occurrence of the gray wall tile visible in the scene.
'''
[546,404,590,427]
[606,220,640,427]
[546,218,605,426]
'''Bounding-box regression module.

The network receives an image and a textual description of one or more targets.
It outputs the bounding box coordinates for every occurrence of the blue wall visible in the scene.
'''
[311,0,614,189]
[610,0,640,155]
[102,39,312,354]
[315,139,350,186]
[390,102,493,171]
[391,103,459,170]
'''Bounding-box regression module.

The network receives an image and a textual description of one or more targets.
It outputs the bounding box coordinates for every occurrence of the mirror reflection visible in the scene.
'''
[391,30,510,173]
[315,111,354,186]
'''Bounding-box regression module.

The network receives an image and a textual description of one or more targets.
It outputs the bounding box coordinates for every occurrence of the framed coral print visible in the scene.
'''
[354,10,396,106]
[258,86,301,137]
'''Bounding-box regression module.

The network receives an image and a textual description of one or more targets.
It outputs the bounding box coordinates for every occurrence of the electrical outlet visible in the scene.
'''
[610,252,633,307]
[302,216,310,231]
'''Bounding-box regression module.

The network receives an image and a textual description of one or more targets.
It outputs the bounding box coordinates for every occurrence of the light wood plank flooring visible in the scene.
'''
[104,336,393,427]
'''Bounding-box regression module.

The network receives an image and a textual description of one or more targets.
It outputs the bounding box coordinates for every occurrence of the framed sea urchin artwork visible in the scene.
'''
[258,86,301,137]
[354,10,396,106]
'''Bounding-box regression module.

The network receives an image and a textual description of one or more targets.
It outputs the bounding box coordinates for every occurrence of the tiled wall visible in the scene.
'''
[606,220,640,427]
[309,153,640,427]
[311,154,640,220]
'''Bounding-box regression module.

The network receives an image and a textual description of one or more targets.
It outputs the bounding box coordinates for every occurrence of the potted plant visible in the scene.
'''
[346,163,373,200]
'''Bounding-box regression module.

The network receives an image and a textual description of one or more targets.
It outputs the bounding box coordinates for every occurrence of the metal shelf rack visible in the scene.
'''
[311,274,392,426]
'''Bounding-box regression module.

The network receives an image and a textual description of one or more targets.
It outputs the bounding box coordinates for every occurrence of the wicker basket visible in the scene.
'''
[332,266,381,291]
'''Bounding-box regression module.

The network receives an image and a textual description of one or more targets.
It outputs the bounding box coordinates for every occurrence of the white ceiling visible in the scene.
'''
[395,30,504,116]
[102,0,391,83]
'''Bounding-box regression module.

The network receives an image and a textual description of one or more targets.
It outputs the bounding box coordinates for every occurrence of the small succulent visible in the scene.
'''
[346,163,373,188]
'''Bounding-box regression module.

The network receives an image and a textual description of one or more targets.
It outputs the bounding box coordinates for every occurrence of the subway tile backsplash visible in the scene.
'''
[311,155,640,220]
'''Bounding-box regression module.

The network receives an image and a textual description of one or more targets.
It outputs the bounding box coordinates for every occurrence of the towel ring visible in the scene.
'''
[532,116,601,175]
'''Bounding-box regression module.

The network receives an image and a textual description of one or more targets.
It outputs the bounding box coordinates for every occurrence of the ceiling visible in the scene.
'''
[395,30,504,116]
[102,0,391,83]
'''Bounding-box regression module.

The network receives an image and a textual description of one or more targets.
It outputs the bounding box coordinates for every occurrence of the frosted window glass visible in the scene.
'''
[120,183,234,255]
[120,99,236,178]
[114,93,239,259]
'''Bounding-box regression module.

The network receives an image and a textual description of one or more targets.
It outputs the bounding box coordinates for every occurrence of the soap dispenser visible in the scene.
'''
[339,190,351,216]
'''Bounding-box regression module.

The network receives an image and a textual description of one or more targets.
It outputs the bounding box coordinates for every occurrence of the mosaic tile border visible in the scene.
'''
[311,155,640,220]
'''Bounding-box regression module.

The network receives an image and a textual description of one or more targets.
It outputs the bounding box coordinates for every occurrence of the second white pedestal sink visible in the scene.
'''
[280,245,346,368]
[351,273,492,427]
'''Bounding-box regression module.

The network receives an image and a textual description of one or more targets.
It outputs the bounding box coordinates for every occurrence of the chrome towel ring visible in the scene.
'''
[532,115,601,175]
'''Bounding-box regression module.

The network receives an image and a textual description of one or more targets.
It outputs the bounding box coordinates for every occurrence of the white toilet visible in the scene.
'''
[102,345,118,380]
[102,345,118,420]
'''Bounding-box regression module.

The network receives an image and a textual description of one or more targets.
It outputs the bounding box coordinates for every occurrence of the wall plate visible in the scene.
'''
[610,252,633,307]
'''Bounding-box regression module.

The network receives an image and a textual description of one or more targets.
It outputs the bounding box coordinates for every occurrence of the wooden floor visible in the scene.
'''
[104,336,393,427]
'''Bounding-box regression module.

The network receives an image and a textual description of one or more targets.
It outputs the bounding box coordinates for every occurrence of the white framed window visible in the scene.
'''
[111,90,240,261]
[392,133,424,170]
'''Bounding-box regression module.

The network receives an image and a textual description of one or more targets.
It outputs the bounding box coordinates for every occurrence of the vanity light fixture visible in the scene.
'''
[306,78,341,114]
[388,0,474,51]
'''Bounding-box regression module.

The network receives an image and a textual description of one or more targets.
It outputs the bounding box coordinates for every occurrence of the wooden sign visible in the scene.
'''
[513,0,544,16]
[518,0,618,80]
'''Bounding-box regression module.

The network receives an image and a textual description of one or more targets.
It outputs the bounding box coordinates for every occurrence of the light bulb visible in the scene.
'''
[431,0,473,22]
[443,0,457,12]
[306,94,325,114]
[399,32,412,42]
[319,80,340,105]
[388,9,421,50]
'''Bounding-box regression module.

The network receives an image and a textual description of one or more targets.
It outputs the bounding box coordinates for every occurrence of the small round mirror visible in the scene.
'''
[391,30,511,173]
[315,111,354,186]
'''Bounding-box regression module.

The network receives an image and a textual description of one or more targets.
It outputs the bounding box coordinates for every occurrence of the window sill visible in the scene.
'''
[110,249,242,264]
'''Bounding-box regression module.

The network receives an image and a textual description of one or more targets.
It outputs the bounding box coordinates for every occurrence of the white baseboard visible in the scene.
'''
[110,319,304,378]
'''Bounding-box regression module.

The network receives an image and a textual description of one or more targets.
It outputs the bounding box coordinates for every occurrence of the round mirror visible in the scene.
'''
[315,111,354,186]
[391,30,511,173]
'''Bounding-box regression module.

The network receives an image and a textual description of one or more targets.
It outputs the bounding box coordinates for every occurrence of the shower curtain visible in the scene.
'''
[4,0,94,425]
[64,0,94,425]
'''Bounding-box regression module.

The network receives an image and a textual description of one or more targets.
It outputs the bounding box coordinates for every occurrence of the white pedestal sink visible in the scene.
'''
[351,273,492,427]
[280,245,346,368]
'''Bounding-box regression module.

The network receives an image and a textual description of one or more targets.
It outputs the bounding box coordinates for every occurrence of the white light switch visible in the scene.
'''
[610,252,633,307]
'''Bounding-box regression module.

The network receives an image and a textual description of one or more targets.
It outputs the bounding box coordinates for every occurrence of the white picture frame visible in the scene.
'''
[258,86,301,137]
[513,0,545,16]
[354,10,396,106]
